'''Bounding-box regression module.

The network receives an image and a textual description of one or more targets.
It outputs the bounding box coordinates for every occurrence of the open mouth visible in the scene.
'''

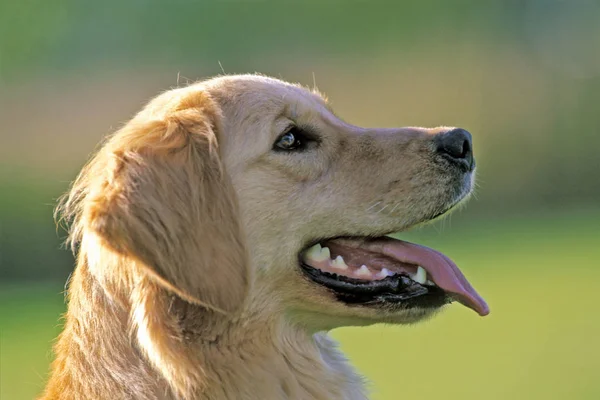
[300,236,489,316]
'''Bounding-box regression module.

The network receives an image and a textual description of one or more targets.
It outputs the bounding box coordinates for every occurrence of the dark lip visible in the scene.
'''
[299,261,450,308]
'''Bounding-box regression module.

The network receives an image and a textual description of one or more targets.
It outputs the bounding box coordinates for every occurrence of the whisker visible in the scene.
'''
[366,201,382,212]
[377,204,390,214]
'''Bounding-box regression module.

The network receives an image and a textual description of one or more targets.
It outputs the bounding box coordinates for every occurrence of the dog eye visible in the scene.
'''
[274,127,307,151]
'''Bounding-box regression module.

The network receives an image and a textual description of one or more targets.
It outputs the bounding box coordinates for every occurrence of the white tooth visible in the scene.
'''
[426,280,435,286]
[321,246,331,260]
[355,265,372,278]
[331,255,349,270]
[376,267,394,279]
[305,243,328,262]
[414,266,427,284]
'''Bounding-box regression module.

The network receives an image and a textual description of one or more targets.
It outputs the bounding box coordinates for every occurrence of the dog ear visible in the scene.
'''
[79,89,249,314]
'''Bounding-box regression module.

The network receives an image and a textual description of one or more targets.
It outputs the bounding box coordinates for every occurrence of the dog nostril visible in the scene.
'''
[435,128,474,169]
[457,137,470,158]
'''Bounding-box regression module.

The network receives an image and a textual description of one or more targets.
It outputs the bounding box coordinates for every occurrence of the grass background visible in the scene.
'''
[2,210,598,400]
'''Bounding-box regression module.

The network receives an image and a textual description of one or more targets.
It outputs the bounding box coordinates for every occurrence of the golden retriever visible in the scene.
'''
[41,74,489,400]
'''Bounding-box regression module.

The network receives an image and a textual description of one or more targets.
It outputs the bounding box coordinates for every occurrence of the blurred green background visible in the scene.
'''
[1,1,599,399]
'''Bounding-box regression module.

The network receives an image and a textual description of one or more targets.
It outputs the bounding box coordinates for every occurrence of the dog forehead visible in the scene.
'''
[203,74,329,115]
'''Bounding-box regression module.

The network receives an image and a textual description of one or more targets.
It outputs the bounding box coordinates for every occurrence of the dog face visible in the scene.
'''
[71,74,487,335]
[202,75,487,329]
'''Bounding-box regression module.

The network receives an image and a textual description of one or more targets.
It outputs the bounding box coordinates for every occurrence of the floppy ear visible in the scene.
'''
[81,90,249,314]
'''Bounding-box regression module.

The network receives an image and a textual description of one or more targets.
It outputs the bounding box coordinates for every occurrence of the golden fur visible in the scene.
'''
[42,75,471,399]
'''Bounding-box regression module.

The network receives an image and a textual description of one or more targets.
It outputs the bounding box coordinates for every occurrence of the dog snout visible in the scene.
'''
[434,128,474,172]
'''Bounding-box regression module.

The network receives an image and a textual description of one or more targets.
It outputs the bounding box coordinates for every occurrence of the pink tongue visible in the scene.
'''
[376,238,489,316]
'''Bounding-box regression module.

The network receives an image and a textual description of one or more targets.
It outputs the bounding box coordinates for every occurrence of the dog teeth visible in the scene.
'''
[426,279,435,286]
[331,255,349,270]
[413,266,427,284]
[305,243,330,262]
[375,268,394,279]
[355,265,372,278]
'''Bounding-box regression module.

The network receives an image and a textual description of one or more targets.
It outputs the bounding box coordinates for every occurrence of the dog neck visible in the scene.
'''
[41,263,367,400]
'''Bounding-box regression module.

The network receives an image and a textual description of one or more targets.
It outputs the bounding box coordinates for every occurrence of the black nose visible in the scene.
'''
[434,128,474,171]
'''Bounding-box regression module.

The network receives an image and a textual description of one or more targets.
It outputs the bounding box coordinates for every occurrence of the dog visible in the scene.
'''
[41,74,489,400]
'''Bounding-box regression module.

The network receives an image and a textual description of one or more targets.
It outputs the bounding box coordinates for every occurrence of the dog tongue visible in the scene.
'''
[377,237,489,316]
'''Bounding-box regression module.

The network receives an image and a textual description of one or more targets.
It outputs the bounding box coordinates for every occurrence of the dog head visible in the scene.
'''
[63,74,488,337]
